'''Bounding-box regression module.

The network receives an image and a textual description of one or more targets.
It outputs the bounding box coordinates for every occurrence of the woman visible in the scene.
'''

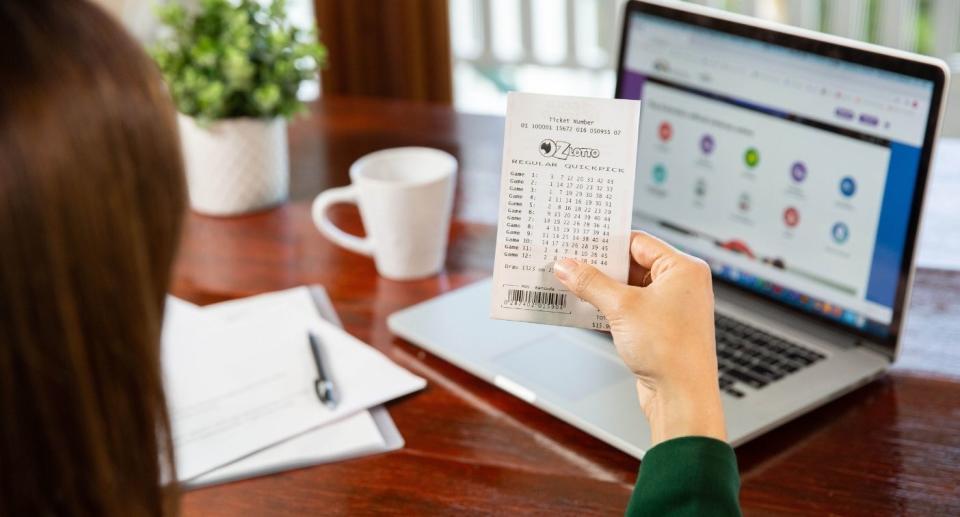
[0,2,736,516]
[0,1,185,515]
[554,235,741,516]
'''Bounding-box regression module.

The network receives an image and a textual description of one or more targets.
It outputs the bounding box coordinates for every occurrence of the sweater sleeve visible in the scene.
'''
[625,436,741,517]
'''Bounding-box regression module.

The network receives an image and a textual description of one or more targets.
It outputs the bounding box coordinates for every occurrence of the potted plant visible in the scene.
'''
[151,0,325,216]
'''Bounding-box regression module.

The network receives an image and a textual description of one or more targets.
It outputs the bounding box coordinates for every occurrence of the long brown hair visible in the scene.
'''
[0,1,185,515]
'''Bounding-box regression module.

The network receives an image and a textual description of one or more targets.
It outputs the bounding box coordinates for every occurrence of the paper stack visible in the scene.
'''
[162,286,426,487]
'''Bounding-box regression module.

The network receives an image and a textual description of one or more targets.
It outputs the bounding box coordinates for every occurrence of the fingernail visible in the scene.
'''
[553,258,578,281]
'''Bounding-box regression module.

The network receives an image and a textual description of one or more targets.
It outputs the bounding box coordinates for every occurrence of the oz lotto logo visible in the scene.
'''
[538,139,599,160]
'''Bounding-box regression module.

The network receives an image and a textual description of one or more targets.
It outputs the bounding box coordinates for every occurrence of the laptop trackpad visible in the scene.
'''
[493,333,629,402]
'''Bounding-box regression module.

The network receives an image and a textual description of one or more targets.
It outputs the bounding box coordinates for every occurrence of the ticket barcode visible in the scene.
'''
[505,289,567,309]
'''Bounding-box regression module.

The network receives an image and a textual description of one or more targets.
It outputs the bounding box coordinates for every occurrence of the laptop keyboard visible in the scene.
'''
[715,314,826,398]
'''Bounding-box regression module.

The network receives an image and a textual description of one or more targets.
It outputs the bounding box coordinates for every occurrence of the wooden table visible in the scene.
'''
[176,97,960,515]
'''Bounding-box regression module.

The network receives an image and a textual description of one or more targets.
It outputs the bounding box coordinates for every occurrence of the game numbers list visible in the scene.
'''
[503,169,615,266]
[491,92,641,330]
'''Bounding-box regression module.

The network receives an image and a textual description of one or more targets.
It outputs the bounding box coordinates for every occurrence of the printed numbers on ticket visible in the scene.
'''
[490,92,641,330]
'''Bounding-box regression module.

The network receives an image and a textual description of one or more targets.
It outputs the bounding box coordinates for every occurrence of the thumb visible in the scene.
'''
[553,258,625,315]
[630,231,678,272]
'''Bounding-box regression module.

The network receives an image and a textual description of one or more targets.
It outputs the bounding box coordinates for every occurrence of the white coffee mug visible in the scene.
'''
[312,147,457,280]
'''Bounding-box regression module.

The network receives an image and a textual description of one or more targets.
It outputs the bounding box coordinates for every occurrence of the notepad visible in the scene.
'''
[166,288,406,487]
[191,406,401,487]
[162,287,426,482]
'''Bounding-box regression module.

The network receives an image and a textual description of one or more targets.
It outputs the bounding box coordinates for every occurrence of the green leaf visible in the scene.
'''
[154,2,186,27]
[223,48,254,89]
[252,83,281,113]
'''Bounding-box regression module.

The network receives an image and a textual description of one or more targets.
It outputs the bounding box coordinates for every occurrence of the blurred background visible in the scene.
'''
[96,0,958,135]
[447,0,958,128]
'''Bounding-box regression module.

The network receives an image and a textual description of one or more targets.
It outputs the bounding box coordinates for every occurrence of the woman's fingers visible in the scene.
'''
[553,258,627,315]
[630,231,679,279]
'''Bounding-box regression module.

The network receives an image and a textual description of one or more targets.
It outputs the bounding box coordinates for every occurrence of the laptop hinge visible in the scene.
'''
[714,283,891,359]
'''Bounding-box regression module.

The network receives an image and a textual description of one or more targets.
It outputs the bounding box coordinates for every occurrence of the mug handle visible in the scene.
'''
[311,185,374,256]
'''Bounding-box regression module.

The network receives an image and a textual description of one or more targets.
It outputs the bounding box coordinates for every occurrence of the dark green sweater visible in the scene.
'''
[625,436,741,517]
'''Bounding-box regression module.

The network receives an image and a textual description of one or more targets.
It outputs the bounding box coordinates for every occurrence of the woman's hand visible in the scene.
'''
[553,231,726,445]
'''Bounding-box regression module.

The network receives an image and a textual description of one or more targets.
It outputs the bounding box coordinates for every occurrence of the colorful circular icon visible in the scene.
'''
[832,222,850,243]
[738,192,751,212]
[744,147,760,168]
[783,207,800,227]
[658,121,673,142]
[790,161,807,182]
[700,134,715,154]
[652,163,667,184]
[840,176,857,197]
[694,178,707,197]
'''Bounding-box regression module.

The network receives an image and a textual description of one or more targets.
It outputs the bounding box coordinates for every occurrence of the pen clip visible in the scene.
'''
[315,379,337,409]
[314,378,327,402]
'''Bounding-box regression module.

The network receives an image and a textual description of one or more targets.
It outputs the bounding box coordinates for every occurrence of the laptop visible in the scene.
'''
[388,0,951,457]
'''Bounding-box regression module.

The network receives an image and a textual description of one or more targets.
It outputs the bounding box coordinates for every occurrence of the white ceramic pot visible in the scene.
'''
[178,114,289,216]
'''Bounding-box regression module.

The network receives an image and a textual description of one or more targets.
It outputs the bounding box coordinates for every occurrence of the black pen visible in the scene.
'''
[308,331,338,409]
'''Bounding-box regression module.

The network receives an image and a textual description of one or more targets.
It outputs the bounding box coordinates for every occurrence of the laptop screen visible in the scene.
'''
[617,10,937,340]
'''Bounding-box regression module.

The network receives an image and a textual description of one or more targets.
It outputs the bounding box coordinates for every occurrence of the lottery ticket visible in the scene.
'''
[490,92,641,330]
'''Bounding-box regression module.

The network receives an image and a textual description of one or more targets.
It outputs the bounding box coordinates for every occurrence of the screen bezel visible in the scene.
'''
[615,0,948,352]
